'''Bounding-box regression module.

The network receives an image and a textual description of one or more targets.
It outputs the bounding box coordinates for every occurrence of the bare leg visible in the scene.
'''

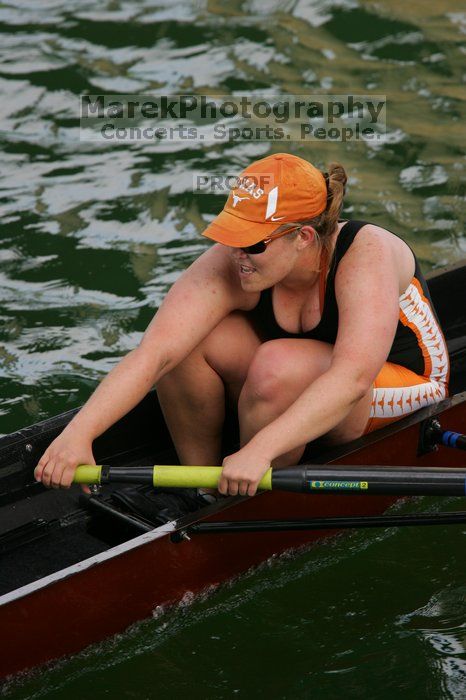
[157,350,225,466]
[238,339,373,468]
[156,312,262,466]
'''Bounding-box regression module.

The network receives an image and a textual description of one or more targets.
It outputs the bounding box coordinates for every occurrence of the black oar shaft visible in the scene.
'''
[99,465,153,484]
[272,466,466,496]
[74,465,466,497]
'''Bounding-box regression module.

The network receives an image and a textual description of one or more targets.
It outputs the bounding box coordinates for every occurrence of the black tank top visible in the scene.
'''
[247,220,449,384]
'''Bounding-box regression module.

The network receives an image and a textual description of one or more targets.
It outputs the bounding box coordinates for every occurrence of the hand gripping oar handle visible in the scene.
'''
[73,465,466,496]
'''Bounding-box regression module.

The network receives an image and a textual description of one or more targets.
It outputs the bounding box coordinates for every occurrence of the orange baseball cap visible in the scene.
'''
[202,153,328,247]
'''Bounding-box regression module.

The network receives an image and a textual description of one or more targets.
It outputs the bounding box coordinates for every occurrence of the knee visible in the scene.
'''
[240,341,294,405]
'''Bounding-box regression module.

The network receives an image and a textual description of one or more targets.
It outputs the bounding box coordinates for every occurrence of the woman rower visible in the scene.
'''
[35,153,449,498]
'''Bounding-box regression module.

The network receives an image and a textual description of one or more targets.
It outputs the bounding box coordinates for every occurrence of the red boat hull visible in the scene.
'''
[1,397,465,682]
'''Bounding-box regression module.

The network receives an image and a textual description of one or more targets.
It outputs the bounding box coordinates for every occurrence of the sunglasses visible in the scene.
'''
[240,225,302,255]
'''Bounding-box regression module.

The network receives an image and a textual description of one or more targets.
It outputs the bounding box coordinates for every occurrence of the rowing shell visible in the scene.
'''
[0,260,465,681]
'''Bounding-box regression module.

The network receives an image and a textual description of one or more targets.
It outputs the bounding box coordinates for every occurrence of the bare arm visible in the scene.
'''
[137,244,254,374]
[59,347,167,441]
[251,228,401,458]
[35,244,248,487]
[66,245,245,439]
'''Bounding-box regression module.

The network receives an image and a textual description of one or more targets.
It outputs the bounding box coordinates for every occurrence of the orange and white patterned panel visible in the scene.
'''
[370,380,447,419]
[399,278,449,385]
[369,278,449,420]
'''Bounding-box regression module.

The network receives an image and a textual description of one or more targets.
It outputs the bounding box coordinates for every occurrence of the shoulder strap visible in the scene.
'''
[318,246,328,314]
[332,220,370,266]
[319,220,370,313]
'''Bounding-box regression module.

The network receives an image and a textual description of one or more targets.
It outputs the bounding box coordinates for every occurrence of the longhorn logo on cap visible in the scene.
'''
[232,194,250,208]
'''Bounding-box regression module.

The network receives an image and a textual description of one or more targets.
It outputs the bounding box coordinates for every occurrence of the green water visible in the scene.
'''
[0,0,465,697]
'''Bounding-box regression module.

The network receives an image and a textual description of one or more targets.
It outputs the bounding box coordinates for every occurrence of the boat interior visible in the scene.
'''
[0,394,185,598]
[0,262,465,599]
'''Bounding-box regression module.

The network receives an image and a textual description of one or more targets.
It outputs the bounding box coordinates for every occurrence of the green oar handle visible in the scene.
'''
[152,466,271,490]
[73,465,273,490]
[74,465,103,484]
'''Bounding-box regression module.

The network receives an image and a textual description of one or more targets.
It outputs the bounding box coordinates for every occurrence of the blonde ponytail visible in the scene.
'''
[318,162,347,248]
